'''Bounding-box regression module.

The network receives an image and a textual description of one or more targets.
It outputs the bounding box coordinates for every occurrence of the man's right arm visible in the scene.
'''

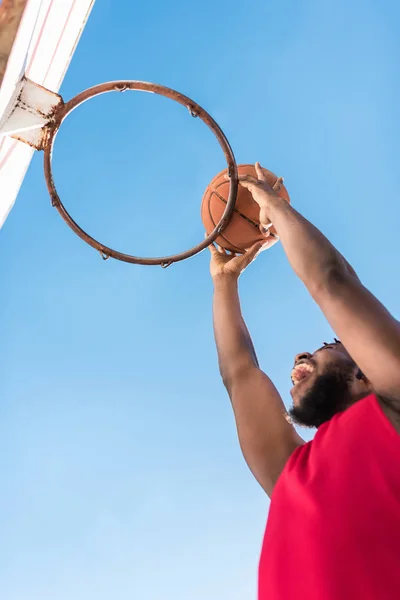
[213,274,304,497]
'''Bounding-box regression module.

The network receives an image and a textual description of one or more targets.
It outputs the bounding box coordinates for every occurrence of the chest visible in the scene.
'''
[259,397,400,600]
[275,405,400,545]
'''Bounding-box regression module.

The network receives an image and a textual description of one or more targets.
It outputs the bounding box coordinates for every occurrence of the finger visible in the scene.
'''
[208,242,218,255]
[239,178,261,192]
[272,176,284,192]
[238,174,260,185]
[255,162,267,182]
[216,244,227,255]
[263,233,280,249]
[238,179,251,191]
[244,240,269,263]
[259,222,272,235]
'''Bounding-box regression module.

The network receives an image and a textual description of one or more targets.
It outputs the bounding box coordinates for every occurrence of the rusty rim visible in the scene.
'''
[43,80,238,266]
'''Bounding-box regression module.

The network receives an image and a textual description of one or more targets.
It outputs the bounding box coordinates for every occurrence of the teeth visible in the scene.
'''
[291,363,314,384]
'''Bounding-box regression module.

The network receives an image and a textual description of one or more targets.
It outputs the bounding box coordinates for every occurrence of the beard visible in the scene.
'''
[288,365,355,428]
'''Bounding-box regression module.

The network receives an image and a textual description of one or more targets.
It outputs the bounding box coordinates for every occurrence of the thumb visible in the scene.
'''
[243,240,269,264]
[272,176,284,192]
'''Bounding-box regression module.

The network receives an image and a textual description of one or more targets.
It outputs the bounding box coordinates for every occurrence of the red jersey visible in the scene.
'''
[259,394,400,599]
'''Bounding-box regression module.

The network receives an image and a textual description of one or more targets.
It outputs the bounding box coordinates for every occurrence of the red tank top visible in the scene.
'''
[259,394,400,599]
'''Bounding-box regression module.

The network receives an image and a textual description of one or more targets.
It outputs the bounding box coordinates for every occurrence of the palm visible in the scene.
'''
[210,251,245,279]
[208,241,269,280]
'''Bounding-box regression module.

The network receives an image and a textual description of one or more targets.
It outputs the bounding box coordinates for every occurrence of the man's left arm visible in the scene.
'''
[240,166,400,403]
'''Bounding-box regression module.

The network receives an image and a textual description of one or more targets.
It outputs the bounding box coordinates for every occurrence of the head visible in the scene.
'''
[288,339,372,428]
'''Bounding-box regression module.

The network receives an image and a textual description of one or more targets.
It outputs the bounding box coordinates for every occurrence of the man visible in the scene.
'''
[208,163,400,600]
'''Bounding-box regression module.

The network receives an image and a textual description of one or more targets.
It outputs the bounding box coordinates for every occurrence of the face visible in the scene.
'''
[289,343,358,428]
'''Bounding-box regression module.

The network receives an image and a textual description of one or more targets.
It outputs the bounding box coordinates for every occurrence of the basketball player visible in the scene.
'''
[208,163,400,600]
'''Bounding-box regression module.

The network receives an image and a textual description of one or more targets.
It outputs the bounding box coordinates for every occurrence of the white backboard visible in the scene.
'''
[0,0,95,227]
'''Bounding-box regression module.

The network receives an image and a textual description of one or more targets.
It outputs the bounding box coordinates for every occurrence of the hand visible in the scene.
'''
[208,240,269,281]
[238,162,284,233]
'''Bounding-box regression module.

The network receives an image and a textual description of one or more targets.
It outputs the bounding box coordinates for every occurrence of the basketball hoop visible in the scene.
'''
[41,80,238,266]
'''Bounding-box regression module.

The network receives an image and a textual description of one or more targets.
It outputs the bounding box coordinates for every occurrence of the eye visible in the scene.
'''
[316,344,334,353]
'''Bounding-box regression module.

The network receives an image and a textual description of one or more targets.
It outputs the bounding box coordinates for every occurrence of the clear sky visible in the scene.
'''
[1,0,399,598]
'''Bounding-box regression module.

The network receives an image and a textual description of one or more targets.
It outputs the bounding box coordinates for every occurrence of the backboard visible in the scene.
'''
[0,0,95,227]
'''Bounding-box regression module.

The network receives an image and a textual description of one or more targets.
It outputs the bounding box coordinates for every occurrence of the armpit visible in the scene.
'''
[378,396,400,435]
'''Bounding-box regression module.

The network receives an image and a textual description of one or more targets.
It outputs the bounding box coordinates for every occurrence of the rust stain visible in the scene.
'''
[11,132,43,150]
[9,79,64,150]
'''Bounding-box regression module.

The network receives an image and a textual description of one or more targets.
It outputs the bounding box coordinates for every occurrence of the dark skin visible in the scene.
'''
[290,343,367,409]
[210,163,400,497]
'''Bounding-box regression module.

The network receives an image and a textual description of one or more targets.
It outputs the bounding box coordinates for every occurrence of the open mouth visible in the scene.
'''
[291,362,315,386]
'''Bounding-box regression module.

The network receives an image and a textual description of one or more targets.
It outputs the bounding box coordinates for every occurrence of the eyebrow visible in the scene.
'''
[314,345,330,353]
[314,340,342,353]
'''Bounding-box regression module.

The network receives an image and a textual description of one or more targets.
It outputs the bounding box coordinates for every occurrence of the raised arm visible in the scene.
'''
[240,164,400,404]
[209,243,304,496]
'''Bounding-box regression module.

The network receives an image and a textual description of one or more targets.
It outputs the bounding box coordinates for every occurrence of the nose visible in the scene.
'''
[294,352,312,364]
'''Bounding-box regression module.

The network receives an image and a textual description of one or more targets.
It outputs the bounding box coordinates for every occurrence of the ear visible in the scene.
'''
[355,368,364,381]
[354,367,373,394]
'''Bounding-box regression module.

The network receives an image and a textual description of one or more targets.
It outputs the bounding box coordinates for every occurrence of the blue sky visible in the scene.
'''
[1,0,399,598]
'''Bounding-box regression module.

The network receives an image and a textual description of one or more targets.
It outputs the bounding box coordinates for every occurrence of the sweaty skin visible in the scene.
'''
[209,162,400,497]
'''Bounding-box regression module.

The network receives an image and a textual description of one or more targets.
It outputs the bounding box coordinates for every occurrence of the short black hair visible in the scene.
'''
[322,338,341,347]
[313,339,343,354]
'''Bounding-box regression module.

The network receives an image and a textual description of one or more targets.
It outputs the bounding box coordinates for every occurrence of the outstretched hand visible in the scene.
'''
[208,240,269,281]
[238,162,284,233]
[208,162,284,281]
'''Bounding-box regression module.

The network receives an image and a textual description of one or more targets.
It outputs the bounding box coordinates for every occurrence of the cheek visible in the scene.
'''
[320,358,353,376]
[316,353,342,371]
[290,375,316,405]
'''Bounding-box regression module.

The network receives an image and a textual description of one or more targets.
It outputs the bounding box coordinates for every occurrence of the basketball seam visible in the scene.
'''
[213,189,260,230]
[207,192,244,253]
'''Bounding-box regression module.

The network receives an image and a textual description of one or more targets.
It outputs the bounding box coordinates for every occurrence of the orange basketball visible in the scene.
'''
[201,164,290,253]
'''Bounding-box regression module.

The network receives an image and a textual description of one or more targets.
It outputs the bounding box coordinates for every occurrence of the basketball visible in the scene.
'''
[201,164,290,253]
